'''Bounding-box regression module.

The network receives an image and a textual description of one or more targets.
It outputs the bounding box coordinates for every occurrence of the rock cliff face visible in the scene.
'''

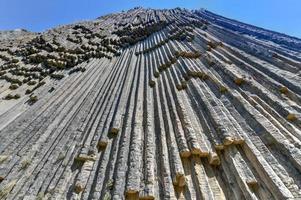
[0,7,301,200]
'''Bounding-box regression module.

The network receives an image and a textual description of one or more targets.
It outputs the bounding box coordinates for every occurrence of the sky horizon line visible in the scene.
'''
[2,7,300,40]
[1,1,300,39]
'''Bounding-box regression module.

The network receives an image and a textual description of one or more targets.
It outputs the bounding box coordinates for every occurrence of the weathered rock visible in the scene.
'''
[0,7,300,200]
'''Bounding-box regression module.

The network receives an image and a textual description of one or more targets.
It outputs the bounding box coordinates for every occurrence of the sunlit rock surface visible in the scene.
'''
[0,7,301,199]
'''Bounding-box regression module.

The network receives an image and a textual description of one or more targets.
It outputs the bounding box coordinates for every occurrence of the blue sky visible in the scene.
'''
[0,0,300,38]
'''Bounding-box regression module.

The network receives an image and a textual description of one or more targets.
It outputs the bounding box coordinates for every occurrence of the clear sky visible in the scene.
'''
[0,0,300,38]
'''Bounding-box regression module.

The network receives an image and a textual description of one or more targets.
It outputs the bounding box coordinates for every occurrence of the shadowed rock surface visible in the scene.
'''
[0,7,301,200]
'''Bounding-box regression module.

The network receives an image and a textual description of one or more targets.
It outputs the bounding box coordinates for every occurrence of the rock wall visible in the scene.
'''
[0,7,300,200]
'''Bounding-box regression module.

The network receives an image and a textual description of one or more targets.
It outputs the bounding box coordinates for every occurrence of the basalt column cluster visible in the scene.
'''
[0,7,301,200]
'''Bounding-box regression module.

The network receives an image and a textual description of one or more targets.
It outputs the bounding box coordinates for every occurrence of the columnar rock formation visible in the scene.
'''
[0,7,301,200]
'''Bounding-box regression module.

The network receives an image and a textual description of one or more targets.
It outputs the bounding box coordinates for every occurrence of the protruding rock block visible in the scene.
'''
[109,127,119,135]
[199,72,209,80]
[173,173,186,187]
[206,45,212,51]
[74,160,94,194]
[180,150,191,158]
[207,41,216,49]
[170,56,177,64]
[279,86,289,94]
[74,182,84,194]
[233,137,245,145]
[209,151,220,165]
[223,136,234,146]
[287,113,297,121]
[219,86,228,93]
[181,81,187,89]
[246,179,258,189]
[97,140,108,151]
[125,192,139,200]
[191,147,209,157]
[234,78,245,86]
[74,154,96,163]
[176,84,183,91]
[139,195,155,200]
[149,80,155,87]
[214,143,224,151]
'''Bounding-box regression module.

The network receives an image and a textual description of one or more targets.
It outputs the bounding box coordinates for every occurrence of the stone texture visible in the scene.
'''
[0,7,301,200]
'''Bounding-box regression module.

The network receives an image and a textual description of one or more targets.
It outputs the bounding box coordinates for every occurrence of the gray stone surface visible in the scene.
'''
[0,7,301,200]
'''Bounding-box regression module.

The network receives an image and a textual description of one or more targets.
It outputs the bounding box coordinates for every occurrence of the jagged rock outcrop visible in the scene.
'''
[0,7,301,200]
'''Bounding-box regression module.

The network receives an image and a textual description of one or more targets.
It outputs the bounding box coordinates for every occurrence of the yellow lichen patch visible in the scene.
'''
[191,71,199,78]
[74,183,84,194]
[287,114,297,121]
[191,148,203,156]
[97,141,108,151]
[139,195,155,200]
[126,191,139,200]
[234,78,244,86]
[219,86,228,93]
[246,179,258,189]
[200,73,209,80]
[109,127,119,135]
[279,86,289,94]
[74,155,96,163]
